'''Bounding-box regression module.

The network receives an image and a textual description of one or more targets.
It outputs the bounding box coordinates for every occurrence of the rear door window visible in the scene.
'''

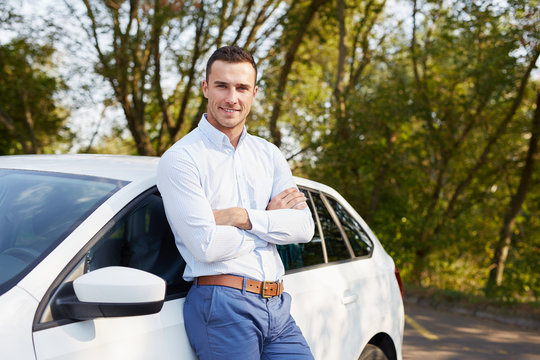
[311,192,353,262]
[324,196,372,257]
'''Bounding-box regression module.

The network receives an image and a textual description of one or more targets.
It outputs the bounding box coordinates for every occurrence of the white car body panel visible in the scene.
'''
[286,263,358,359]
[33,298,195,360]
[0,154,159,182]
[0,286,39,359]
[286,258,402,359]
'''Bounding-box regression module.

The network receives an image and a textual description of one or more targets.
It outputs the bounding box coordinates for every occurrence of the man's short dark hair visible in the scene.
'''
[206,45,257,82]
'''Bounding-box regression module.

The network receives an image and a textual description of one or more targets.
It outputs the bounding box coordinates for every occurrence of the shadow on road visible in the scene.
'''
[403,303,540,360]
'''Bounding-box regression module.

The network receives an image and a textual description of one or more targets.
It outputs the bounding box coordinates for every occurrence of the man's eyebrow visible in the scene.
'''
[213,80,252,89]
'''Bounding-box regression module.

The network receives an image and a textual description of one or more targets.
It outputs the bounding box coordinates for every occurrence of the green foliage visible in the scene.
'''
[0,38,72,154]
[86,127,138,155]
[284,0,539,300]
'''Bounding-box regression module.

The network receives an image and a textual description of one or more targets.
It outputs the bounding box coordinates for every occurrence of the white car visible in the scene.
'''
[0,154,404,360]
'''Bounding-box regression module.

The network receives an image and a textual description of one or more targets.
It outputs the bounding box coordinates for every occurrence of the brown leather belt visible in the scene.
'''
[196,274,284,298]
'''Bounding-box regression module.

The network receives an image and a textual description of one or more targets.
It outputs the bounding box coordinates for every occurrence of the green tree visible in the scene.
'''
[0,38,72,154]
[73,0,287,155]
[485,90,540,296]
[406,0,538,281]
[263,0,331,148]
[278,0,539,298]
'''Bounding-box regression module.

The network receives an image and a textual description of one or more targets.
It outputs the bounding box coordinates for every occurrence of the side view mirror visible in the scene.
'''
[51,266,166,321]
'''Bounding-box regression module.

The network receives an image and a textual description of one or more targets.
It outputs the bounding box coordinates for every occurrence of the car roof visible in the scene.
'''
[0,154,160,182]
[0,154,336,195]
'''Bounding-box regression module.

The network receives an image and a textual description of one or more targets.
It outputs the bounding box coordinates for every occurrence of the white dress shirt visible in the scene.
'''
[157,115,314,282]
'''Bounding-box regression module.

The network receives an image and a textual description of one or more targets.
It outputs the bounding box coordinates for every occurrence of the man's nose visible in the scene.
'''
[225,89,238,104]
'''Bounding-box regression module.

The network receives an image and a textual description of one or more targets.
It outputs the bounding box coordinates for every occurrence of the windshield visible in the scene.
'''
[0,169,128,295]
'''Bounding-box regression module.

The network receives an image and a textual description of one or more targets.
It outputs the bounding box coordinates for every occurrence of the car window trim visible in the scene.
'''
[300,186,376,264]
[319,192,356,259]
[283,254,373,275]
[322,192,374,256]
[302,188,329,264]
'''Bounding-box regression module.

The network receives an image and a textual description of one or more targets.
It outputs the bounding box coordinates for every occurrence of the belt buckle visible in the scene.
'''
[261,281,274,298]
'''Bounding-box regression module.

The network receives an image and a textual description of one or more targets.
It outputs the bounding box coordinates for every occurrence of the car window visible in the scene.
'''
[277,189,325,271]
[0,170,126,296]
[311,192,352,262]
[324,196,373,257]
[39,190,190,325]
[86,192,191,298]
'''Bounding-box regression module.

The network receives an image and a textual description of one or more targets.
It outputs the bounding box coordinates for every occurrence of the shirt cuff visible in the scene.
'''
[246,208,269,238]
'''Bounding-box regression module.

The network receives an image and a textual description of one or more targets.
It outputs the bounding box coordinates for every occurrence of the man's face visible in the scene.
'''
[202,60,258,134]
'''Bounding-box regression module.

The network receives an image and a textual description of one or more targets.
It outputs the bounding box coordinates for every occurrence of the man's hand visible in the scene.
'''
[266,187,307,210]
[213,207,252,230]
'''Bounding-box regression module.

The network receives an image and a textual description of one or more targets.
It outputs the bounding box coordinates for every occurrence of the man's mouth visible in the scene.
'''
[220,107,239,113]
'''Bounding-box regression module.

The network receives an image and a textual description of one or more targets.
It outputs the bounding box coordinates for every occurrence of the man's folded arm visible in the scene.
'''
[157,151,257,263]
[243,146,315,245]
[246,207,314,245]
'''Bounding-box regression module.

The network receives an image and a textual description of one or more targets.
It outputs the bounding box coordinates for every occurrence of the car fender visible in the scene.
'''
[0,286,39,360]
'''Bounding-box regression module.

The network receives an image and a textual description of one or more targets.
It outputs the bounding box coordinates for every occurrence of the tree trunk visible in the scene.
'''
[82,0,156,156]
[411,49,539,282]
[172,8,206,142]
[20,89,39,153]
[268,0,329,148]
[444,51,539,218]
[333,0,348,141]
[485,90,540,296]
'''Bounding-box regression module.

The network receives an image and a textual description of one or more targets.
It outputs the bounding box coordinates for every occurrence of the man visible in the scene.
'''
[157,45,315,359]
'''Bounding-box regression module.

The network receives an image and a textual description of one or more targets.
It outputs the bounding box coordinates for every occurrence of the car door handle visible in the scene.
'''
[342,291,358,305]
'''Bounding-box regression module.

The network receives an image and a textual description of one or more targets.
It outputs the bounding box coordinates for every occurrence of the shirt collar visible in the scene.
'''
[198,114,247,150]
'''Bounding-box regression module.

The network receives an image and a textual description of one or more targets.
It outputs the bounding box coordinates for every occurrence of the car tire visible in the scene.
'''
[358,344,389,360]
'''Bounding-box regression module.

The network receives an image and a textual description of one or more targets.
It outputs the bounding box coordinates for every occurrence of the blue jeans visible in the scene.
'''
[183,280,314,360]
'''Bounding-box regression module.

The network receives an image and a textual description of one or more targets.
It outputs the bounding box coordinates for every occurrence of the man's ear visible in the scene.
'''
[202,80,209,98]
[253,85,258,97]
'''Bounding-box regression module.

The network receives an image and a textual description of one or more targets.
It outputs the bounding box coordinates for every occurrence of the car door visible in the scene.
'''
[320,193,381,357]
[32,189,195,360]
[280,188,367,359]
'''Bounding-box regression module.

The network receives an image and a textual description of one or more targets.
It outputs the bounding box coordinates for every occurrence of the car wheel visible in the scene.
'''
[358,344,389,360]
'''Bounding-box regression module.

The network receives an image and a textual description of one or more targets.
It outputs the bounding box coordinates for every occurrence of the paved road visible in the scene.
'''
[403,302,540,359]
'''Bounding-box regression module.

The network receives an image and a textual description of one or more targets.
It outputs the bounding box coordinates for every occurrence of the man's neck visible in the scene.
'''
[204,114,245,149]
[226,129,243,149]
